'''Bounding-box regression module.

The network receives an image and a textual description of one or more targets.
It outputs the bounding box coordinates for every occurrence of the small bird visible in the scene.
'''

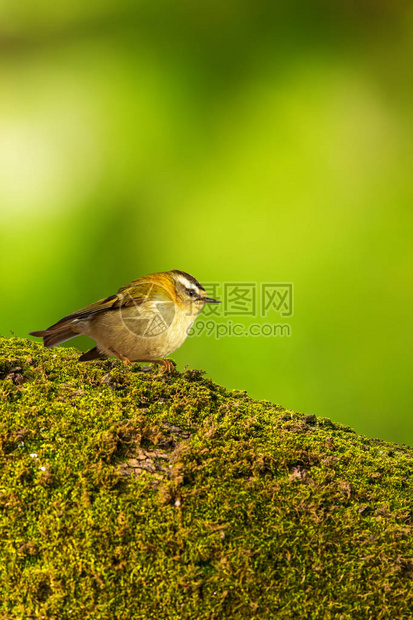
[30,270,220,371]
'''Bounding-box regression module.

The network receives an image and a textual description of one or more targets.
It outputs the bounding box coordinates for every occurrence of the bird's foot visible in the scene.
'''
[110,348,133,366]
[153,359,176,374]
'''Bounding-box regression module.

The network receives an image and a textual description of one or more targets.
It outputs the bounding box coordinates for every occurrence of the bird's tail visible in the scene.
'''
[29,317,79,348]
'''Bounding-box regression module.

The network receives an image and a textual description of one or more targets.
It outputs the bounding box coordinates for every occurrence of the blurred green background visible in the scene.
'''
[0,1,412,444]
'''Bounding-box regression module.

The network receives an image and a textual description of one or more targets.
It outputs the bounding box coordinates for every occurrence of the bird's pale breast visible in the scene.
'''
[84,302,201,361]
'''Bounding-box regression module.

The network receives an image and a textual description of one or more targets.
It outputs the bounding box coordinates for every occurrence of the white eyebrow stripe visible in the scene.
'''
[176,275,199,291]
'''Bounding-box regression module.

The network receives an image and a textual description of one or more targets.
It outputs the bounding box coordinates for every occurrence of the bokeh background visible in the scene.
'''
[1,1,412,444]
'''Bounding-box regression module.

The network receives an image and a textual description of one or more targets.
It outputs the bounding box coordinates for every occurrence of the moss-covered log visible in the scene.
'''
[1,337,413,619]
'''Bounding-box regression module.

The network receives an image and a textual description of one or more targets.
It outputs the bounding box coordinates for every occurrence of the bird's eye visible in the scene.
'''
[187,288,196,297]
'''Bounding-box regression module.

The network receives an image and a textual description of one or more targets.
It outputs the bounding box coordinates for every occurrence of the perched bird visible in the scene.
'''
[30,270,220,371]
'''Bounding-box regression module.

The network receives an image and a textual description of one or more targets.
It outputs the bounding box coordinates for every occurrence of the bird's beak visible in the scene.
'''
[203,297,221,303]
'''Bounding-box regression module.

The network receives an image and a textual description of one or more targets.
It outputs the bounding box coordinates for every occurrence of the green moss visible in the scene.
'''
[1,337,413,619]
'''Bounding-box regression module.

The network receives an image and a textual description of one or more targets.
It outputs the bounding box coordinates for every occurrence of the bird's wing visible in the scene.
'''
[47,280,173,330]
[116,281,173,307]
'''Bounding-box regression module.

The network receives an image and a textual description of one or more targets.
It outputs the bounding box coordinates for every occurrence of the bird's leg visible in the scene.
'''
[165,359,175,373]
[153,359,175,374]
[110,348,132,366]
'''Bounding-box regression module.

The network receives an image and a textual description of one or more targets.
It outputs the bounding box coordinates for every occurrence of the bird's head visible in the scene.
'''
[168,270,221,311]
